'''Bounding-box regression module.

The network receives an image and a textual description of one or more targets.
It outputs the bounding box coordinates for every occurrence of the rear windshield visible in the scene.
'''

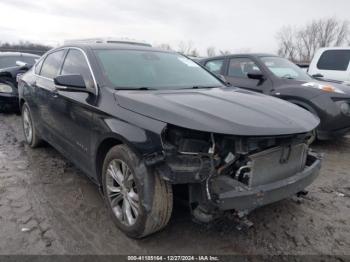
[94,49,222,90]
[317,50,350,71]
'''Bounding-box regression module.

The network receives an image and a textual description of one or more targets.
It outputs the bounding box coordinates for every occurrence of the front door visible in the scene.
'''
[224,57,273,93]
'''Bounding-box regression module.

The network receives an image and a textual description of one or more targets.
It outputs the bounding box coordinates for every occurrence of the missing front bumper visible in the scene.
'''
[211,152,322,211]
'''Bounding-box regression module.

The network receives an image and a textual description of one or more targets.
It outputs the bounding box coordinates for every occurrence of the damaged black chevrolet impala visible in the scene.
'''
[18,43,322,238]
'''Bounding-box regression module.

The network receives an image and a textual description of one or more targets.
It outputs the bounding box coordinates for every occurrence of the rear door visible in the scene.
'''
[224,57,272,93]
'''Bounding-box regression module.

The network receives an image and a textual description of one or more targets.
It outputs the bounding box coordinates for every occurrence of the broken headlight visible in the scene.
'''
[161,125,213,155]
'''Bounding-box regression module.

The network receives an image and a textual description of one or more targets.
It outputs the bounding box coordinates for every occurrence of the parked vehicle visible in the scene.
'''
[0,54,39,112]
[200,54,350,140]
[19,43,321,238]
[0,52,38,69]
[308,47,350,84]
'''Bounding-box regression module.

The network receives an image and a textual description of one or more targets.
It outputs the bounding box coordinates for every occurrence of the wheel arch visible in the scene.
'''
[19,98,26,110]
[95,136,124,187]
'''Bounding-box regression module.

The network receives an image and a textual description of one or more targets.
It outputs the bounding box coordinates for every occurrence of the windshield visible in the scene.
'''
[94,49,222,90]
[261,56,312,81]
[0,56,37,69]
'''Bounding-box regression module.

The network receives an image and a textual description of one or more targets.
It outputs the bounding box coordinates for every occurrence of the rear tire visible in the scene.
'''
[22,102,42,147]
[102,144,173,238]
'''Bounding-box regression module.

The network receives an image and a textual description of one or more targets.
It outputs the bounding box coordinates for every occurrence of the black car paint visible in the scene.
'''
[0,66,31,112]
[116,87,318,136]
[199,54,350,139]
[18,44,321,225]
[0,53,40,112]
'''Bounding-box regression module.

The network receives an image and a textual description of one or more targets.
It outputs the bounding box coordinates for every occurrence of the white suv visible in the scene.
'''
[308,47,350,85]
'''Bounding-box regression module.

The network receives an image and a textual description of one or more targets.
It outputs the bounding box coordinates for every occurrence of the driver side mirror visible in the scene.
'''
[54,74,92,93]
[247,72,265,80]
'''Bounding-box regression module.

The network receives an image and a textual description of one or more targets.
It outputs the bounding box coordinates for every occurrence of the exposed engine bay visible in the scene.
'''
[153,124,321,223]
[160,125,314,186]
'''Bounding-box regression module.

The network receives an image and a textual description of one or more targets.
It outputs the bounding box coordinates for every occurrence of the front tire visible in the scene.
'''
[22,102,41,147]
[102,145,173,238]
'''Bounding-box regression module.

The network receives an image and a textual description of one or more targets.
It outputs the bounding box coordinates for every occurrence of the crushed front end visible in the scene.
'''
[155,125,322,222]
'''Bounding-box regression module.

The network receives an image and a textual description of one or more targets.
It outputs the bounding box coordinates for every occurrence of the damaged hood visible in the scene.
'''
[114,87,319,136]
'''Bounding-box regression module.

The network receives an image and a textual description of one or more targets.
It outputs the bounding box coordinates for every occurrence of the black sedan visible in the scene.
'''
[0,53,39,112]
[19,43,321,238]
[199,54,350,140]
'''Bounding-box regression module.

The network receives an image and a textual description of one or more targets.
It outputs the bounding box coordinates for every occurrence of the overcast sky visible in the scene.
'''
[0,0,349,56]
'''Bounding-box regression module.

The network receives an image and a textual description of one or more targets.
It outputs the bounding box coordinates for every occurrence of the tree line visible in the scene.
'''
[276,17,350,63]
[1,17,349,62]
[0,41,52,55]
[156,41,231,58]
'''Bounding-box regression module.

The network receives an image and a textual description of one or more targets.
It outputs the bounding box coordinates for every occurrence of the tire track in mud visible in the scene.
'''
[0,115,64,254]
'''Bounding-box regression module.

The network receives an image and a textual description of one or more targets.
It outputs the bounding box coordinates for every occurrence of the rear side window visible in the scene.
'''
[0,56,18,68]
[40,50,65,79]
[205,59,224,74]
[61,49,94,89]
[317,50,350,71]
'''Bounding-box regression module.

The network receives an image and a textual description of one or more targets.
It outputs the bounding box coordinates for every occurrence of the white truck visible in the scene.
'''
[308,47,350,85]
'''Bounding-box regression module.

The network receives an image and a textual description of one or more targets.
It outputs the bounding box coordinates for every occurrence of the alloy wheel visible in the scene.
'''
[23,106,33,144]
[106,159,140,226]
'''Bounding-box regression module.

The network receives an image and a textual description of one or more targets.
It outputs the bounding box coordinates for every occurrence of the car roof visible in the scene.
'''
[58,43,172,53]
[0,52,40,58]
[199,53,278,62]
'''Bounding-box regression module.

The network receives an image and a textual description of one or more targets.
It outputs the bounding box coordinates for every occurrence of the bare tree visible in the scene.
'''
[0,41,52,55]
[206,47,216,57]
[178,41,194,55]
[276,26,298,61]
[277,17,350,62]
[189,49,200,57]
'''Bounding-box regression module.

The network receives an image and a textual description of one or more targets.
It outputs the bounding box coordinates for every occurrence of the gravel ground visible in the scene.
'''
[0,113,349,256]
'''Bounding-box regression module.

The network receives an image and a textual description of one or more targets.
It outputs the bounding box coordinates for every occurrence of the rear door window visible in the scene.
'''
[205,59,224,74]
[40,50,65,79]
[317,50,350,71]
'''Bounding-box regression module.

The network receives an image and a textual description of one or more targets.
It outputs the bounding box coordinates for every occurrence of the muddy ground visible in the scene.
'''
[0,113,349,256]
